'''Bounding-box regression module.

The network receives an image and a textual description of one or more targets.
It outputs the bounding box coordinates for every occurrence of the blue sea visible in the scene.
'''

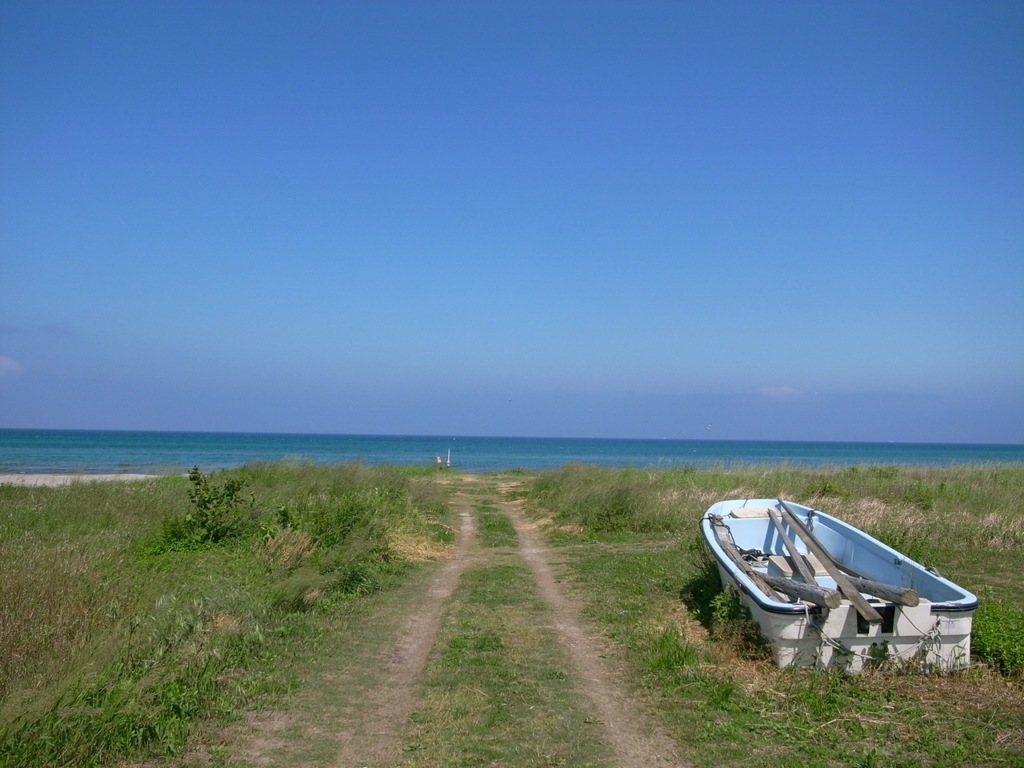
[1,429,1022,475]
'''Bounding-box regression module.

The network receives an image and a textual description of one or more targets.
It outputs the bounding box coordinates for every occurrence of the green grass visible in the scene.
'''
[403,564,611,767]
[4,464,1022,767]
[475,500,519,548]
[971,594,1024,676]
[0,463,453,767]
[522,464,1024,768]
[528,463,1024,597]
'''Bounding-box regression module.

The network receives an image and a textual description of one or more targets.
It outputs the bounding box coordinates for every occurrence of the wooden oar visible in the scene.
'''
[711,519,840,610]
[762,574,841,610]
[767,507,816,584]
[847,577,919,607]
[770,503,919,607]
[777,500,884,625]
[710,518,780,601]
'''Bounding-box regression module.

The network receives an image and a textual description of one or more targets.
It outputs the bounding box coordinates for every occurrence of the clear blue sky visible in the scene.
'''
[2,1,1022,443]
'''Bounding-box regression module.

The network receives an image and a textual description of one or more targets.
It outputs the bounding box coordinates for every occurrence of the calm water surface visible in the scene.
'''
[2,429,1022,474]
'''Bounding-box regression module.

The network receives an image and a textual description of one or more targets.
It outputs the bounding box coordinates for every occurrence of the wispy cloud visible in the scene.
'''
[0,356,24,379]
[39,322,77,337]
[754,385,804,399]
[0,323,76,338]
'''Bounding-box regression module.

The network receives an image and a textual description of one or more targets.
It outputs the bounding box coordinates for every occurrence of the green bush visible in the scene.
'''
[679,535,724,628]
[972,597,1024,675]
[154,467,259,550]
[805,479,849,498]
[0,462,452,766]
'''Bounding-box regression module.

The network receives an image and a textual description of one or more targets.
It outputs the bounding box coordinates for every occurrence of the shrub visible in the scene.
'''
[182,466,257,543]
[152,467,260,551]
[972,596,1024,675]
[679,534,724,628]
[805,479,849,498]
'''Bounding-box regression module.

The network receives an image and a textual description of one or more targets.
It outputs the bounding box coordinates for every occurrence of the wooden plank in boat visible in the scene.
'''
[730,506,774,518]
[778,499,884,625]
[768,554,829,578]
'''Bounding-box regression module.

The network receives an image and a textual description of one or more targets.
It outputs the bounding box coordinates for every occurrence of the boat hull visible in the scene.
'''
[701,499,977,672]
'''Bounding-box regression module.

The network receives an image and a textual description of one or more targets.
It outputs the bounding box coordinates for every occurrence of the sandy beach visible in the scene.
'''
[0,473,160,487]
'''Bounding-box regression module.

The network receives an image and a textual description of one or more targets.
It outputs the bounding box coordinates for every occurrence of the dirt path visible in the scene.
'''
[498,496,686,768]
[221,477,687,767]
[225,495,477,768]
[327,497,478,767]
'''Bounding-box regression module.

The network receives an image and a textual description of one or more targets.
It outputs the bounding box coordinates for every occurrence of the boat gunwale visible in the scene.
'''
[702,539,825,616]
[700,499,979,615]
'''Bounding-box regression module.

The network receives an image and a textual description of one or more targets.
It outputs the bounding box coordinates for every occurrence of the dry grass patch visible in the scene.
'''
[0,538,109,703]
[388,529,452,562]
[253,528,316,570]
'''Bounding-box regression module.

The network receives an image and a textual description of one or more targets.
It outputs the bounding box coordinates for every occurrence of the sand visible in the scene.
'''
[0,473,160,487]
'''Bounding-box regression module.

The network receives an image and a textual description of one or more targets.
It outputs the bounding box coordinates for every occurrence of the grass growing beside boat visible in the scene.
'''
[522,463,1024,767]
[527,462,1024,601]
[971,595,1024,676]
[2,463,1021,767]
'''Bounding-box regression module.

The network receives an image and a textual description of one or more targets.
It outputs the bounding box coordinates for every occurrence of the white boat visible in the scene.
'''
[700,498,978,672]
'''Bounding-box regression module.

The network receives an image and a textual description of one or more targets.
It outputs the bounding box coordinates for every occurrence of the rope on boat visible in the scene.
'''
[813,617,944,669]
[706,511,955,670]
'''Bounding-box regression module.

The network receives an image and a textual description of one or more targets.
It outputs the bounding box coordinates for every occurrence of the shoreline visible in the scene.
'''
[0,473,161,487]
[3,432,1022,476]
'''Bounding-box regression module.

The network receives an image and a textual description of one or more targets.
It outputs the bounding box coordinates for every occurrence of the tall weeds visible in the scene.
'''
[527,464,705,535]
[0,463,452,765]
[526,463,1024,557]
[523,464,1024,765]
[525,463,1024,677]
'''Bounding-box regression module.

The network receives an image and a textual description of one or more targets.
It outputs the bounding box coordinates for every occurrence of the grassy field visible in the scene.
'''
[521,463,1024,767]
[1,462,1022,767]
[403,560,611,767]
[0,463,454,766]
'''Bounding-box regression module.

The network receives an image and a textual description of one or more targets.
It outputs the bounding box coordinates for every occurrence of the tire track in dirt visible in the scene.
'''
[327,494,477,767]
[224,491,478,768]
[498,496,688,768]
[225,481,686,767]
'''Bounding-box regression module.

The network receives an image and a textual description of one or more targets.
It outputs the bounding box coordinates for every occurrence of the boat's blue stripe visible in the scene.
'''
[929,600,979,613]
[705,546,821,615]
[704,535,978,615]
